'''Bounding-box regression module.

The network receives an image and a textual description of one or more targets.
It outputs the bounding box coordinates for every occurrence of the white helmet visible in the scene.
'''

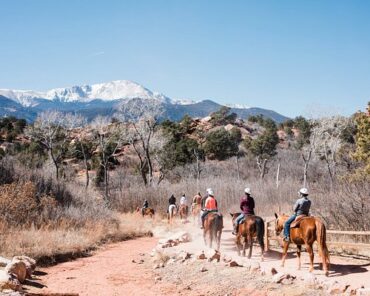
[206,188,212,194]
[299,188,309,195]
[208,190,214,196]
[244,187,251,194]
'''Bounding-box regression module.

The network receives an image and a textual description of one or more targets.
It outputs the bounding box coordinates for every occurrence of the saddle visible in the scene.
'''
[290,214,309,228]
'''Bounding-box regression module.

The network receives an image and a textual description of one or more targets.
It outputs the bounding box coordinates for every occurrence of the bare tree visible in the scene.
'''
[91,116,122,198]
[310,116,350,188]
[64,113,90,188]
[25,110,69,180]
[115,98,164,186]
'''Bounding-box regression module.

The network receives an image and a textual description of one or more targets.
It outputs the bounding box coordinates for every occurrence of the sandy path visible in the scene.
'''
[25,237,170,296]
[25,219,370,295]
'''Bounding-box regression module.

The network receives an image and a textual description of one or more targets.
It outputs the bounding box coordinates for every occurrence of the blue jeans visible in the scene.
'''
[234,213,245,225]
[284,214,297,238]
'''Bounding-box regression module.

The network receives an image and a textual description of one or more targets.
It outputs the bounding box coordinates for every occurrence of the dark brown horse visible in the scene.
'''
[179,204,189,220]
[274,213,330,276]
[203,212,223,250]
[136,207,155,218]
[230,213,265,260]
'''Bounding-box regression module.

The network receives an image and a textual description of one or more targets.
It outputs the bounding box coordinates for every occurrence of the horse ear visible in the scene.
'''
[230,213,233,217]
[274,213,278,219]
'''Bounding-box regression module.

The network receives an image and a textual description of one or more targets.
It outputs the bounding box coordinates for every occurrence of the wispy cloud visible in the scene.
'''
[87,51,105,58]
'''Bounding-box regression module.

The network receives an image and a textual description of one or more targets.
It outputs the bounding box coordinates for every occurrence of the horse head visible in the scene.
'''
[229,212,240,223]
[274,213,288,235]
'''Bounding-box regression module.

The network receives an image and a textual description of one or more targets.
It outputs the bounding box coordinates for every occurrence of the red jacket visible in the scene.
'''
[240,195,255,215]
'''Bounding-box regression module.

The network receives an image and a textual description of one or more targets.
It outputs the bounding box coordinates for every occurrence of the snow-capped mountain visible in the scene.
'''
[0,80,170,106]
[0,80,289,122]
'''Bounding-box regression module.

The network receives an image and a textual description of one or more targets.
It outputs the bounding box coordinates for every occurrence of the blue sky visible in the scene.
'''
[1,0,369,117]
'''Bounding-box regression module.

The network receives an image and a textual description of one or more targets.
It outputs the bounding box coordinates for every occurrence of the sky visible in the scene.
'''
[1,0,369,118]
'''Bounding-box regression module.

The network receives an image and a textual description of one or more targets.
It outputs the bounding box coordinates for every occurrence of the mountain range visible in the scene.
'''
[0,80,289,122]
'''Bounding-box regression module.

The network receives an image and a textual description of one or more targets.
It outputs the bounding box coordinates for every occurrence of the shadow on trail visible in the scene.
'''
[328,262,370,277]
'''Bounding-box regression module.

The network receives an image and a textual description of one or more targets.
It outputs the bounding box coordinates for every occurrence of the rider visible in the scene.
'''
[192,192,202,209]
[180,193,188,215]
[168,194,176,213]
[283,188,311,242]
[180,193,188,206]
[232,187,255,235]
[141,199,149,216]
[200,189,218,229]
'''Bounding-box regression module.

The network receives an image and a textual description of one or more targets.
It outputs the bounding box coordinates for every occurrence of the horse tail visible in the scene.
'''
[316,218,330,272]
[255,216,265,252]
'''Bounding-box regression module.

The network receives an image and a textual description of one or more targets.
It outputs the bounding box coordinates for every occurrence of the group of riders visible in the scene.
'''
[141,186,312,242]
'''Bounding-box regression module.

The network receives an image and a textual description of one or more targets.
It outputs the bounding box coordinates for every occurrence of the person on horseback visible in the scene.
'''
[232,187,255,235]
[180,193,188,206]
[192,192,202,208]
[200,189,218,229]
[168,194,176,213]
[141,199,149,216]
[283,188,311,242]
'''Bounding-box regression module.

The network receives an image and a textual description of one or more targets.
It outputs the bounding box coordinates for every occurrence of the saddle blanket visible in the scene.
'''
[290,215,310,228]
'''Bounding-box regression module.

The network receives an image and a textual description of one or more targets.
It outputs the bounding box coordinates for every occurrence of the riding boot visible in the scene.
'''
[232,224,238,235]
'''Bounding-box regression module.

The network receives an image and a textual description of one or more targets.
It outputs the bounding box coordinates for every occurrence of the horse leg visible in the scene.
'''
[248,234,253,259]
[306,244,314,272]
[281,241,289,267]
[297,245,302,270]
[203,229,207,246]
[217,230,222,251]
[242,236,247,257]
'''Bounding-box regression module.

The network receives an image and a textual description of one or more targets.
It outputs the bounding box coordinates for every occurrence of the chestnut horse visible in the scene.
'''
[179,204,189,220]
[274,213,330,276]
[230,213,265,260]
[191,196,202,223]
[203,212,223,250]
[136,207,155,218]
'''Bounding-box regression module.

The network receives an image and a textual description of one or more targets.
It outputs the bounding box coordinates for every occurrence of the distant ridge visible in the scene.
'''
[0,80,289,122]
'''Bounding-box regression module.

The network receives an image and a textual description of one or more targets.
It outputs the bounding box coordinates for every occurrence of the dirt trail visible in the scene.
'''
[26,219,370,295]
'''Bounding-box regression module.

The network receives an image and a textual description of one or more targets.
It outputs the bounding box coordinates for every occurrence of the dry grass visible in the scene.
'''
[0,213,153,264]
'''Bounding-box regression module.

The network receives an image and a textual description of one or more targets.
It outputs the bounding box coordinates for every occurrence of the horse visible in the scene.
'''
[167,204,177,224]
[191,197,202,224]
[136,207,155,218]
[179,204,189,221]
[274,213,330,276]
[230,213,265,260]
[203,212,223,250]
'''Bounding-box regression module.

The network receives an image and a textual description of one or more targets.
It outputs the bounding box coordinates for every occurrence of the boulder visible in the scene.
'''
[357,288,370,296]
[197,251,207,260]
[270,267,278,275]
[200,267,208,272]
[228,261,241,267]
[178,251,191,261]
[327,282,350,295]
[178,232,192,243]
[5,261,27,283]
[207,250,220,262]
[0,257,11,268]
[0,270,21,292]
[222,255,232,263]
[250,261,260,272]
[272,272,291,284]
[303,273,318,288]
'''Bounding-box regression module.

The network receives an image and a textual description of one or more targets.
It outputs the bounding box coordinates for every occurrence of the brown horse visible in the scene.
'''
[274,213,330,276]
[179,204,189,220]
[203,212,223,250]
[191,195,202,223]
[230,213,265,260]
[136,207,155,218]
